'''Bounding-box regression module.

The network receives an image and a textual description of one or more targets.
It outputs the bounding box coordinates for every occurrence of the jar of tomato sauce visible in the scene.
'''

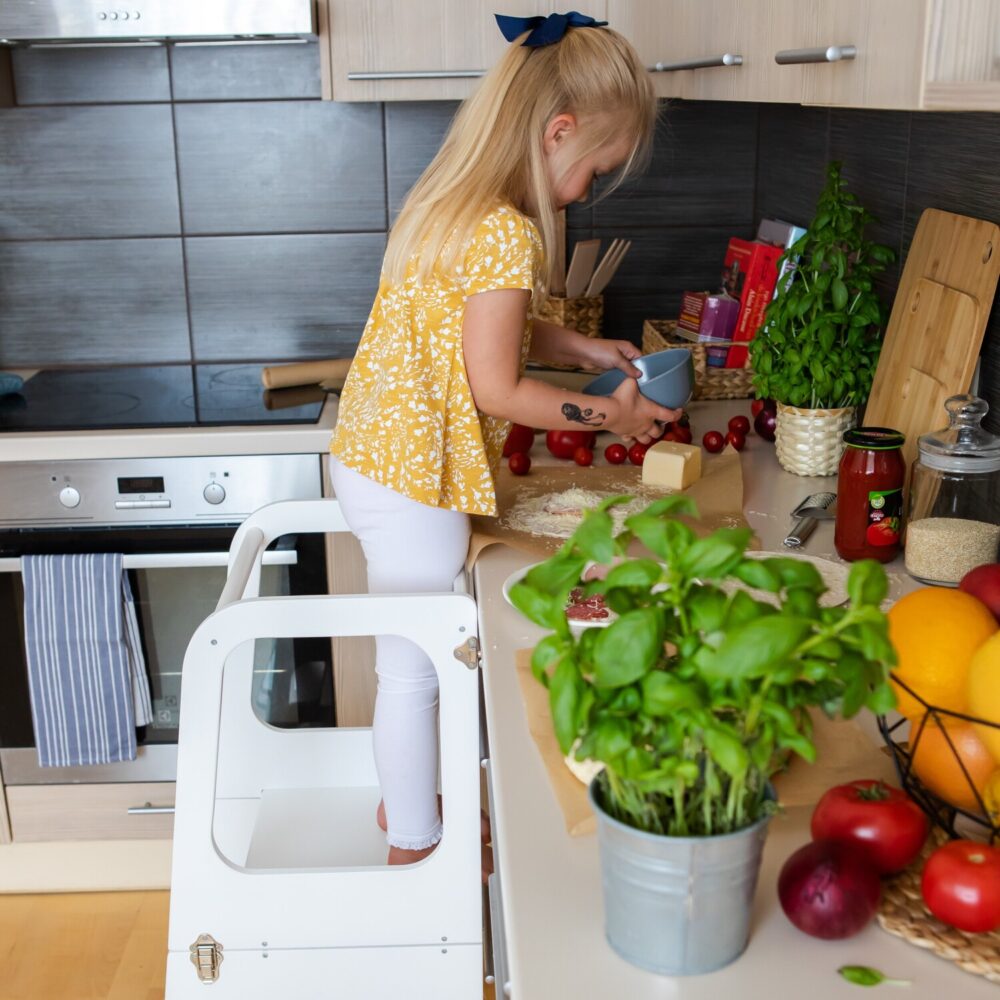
[834,427,906,563]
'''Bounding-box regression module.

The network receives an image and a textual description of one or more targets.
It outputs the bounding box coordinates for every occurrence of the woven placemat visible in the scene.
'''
[877,830,1000,983]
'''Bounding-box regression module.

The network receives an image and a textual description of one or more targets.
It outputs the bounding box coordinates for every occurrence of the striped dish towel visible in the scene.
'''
[22,554,154,767]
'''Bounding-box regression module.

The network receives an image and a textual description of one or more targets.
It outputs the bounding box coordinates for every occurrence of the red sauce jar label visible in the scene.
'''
[865,488,902,548]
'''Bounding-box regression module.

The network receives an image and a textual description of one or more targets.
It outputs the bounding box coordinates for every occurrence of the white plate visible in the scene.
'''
[501,563,617,631]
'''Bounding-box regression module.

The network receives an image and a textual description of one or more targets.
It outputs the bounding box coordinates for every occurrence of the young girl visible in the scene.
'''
[330,13,681,870]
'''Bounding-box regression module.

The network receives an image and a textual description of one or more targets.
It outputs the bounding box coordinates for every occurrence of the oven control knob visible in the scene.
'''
[203,482,226,505]
[58,486,81,509]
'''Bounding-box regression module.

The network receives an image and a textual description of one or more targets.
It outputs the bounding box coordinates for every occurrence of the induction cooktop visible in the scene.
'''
[0,364,327,432]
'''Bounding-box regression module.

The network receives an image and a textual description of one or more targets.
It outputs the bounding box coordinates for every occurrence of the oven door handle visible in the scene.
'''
[0,551,297,573]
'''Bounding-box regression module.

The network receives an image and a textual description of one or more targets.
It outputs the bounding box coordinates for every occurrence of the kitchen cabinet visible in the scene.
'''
[321,0,593,102]
[320,0,1000,110]
[5,782,175,842]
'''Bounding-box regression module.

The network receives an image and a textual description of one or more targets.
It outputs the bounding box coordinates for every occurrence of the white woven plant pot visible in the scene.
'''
[774,403,856,477]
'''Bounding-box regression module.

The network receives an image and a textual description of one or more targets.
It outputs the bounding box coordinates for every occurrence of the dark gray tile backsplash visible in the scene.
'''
[0,105,180,239]
[0,239,189,364]
[186,233,385,360]
[0,45,998,429]
[174,101,384,235]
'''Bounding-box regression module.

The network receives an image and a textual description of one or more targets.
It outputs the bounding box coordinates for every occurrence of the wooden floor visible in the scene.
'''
[0,891,495,1000]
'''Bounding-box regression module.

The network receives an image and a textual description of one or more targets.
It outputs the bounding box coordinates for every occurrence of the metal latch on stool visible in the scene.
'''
[189,934,224,983]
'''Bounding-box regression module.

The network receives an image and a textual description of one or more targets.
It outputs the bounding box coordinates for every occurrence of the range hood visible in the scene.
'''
[0,1,316,45]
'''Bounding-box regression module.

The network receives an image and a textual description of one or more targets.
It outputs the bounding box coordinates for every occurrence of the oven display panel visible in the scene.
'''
[117,476,165,494]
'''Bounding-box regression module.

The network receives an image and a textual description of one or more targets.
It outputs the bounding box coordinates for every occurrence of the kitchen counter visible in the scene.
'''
[474,399,994,999]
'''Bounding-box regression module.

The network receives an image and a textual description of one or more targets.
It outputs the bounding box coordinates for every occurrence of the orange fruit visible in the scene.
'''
[984,768,1000,822]
[966,631,1000,762]
[910,720,995,813]
[887,587,997,718]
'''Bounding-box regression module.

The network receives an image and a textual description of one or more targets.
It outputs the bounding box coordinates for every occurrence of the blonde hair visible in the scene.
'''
[383,24,656,291]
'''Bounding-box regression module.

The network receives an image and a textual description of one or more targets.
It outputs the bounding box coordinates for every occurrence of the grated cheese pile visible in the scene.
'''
[503,488,648,539]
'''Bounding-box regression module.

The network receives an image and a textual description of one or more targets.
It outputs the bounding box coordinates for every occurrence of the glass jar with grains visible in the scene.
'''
[905,395,1000,586]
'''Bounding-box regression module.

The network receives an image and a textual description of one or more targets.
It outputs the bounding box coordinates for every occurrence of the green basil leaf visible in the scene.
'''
[700,616,812,681]
[866,680,898,715]
[604,559,663,590]
[837,965,909,988]
[725,588,767,628]
[641,672,702,716]
[570,509,616,565]
[549,655,580,754]
[593,608,665,687]
[847,559,889,607]
[703,726,750,778]
[763,557,825,592]
[732,559,783,592]
[831,277,849,311]
[530,634,568,686]
[524,553,588,598]
[593,716,633,763]
[509,581,562,630]
[688,588,727,633]
[681,536,745,579]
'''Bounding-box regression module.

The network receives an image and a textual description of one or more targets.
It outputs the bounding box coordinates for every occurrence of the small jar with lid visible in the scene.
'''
[904,395,1000,586]
[834,428,907,563]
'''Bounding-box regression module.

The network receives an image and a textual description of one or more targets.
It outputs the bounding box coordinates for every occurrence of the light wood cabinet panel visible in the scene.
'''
[6,783,175,842]
[323,0,591,102]
[923,0,1000,109]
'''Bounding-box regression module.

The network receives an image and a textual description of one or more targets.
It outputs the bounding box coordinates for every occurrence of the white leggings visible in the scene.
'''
[329,458,471,850]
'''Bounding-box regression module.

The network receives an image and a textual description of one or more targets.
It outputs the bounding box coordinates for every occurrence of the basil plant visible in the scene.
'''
[510,496,897,838]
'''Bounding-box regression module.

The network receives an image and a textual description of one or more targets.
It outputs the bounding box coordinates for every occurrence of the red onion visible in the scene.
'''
[754,407,778,442]
[777,840,881,940]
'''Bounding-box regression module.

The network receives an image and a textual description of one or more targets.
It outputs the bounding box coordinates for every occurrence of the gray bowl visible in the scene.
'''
[583,348,694,409]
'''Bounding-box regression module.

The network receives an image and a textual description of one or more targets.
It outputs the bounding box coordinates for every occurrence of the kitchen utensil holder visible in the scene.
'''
[642,320,754,401]
[536,294,604,339]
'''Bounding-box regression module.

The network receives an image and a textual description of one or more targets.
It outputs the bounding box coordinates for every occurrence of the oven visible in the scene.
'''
[0,453,334,786]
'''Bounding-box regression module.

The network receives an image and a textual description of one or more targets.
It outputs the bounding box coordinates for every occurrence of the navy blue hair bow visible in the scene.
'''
[495,11,608,48]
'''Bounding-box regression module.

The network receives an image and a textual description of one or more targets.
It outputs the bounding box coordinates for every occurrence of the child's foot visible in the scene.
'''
[376,798,491,843]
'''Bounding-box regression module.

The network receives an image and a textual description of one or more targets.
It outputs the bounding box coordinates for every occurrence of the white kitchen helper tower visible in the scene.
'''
[165,499,482,999]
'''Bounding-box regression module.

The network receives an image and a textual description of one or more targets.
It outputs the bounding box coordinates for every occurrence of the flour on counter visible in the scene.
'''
[503,488,650,539]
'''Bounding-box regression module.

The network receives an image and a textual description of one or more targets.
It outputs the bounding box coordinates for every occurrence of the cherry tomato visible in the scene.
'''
[573,446,594,467]
[751,399,766,418]
[659,429,678,442]
[921,840,1000,933]
[508,452,531,476]
[672,424,693,445]
[604,443,628,465]
[810,779,929,874]
[728,415,751,436]
[502,423,534,458]
[702,431,725,454]
[725,430,746,452]
[628,443,648,466]
[545,429,597,460]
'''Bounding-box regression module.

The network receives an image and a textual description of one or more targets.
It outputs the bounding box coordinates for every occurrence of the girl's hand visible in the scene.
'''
[580,337,643,377]
[608,377,682,444]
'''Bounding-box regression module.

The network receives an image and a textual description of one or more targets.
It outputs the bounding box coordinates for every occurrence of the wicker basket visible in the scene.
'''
[642,320,754,401]
[536,294,603,339]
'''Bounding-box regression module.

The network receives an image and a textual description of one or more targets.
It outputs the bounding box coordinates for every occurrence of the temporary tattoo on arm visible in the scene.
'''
[562,402,605,427]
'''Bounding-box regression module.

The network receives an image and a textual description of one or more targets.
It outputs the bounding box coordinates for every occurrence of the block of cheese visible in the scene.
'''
[641,441,702,490]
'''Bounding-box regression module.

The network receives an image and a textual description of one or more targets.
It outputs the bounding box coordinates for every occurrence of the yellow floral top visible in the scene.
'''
[331,205,543,516]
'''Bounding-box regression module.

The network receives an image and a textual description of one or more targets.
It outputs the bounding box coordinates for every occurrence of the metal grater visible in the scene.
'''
[783,492,837,548]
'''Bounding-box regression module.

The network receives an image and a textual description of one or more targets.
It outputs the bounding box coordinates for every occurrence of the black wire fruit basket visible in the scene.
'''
[879,673,1000,844]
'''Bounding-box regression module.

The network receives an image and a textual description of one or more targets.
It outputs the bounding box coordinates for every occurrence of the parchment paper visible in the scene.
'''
[514,649,898,838]
[469,444,749,568]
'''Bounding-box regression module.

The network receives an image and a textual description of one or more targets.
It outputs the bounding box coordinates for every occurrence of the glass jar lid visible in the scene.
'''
[918,395,1000,473]
[843,427,905,450]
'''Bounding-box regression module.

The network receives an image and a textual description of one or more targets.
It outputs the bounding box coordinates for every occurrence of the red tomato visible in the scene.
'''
[728,415,751,436]
[502,423,534,458]
[703,431,725,454]
[672,424,693,445]
[659,429,678,442]
[507,452,531,476]
[628,443,648,466]
[546,429,597,460]
[810,779,929,874]
[604,443,628,465]
[751,399,766,418]
[573,446,594,467]
[725,430,746,452]
[921,840,1000,933]
[866,519,900,547]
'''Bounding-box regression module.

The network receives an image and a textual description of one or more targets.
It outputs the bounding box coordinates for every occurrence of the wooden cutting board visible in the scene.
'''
[865,208,1000,473]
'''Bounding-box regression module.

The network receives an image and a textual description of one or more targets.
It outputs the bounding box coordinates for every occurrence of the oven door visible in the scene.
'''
[0,525,334,784]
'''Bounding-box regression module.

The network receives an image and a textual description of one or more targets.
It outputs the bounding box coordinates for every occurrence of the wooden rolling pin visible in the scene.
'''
[260,358,353,390]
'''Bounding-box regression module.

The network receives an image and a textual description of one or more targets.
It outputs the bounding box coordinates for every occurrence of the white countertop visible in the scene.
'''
[0,395,338,463]
[474,400,992,1000]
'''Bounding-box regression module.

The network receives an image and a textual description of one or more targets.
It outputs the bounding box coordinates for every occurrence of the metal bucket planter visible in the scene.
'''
[775,403,856,476]
[588,780,773,976]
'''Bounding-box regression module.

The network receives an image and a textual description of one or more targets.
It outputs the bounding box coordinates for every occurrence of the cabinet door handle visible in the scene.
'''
[775,45,857,65]
[127,803,175,815]
[651,53,742,72]
[347,69,484,80]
